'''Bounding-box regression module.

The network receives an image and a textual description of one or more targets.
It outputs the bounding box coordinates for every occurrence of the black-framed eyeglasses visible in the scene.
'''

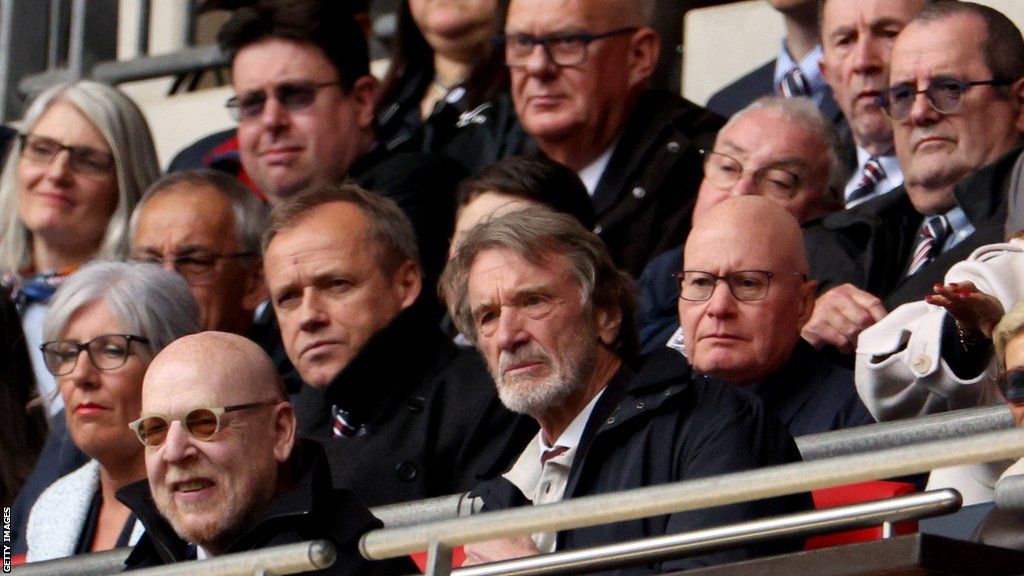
[128,401,277,447]
[997,368,1024,406]
[226,80,343,122]
[498,26,639,68]
[40,334,150,376]
[699,149,803,200]
[876,76,1015,121]
[675,270,806,302]
[19,134,115,176]
[133,251,257,284]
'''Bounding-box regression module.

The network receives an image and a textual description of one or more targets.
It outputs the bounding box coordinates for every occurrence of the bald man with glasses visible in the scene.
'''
[678,196,873,437]
[116,331,414,575]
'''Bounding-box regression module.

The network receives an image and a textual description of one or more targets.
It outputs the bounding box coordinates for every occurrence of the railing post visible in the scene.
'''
[425,541,454,576]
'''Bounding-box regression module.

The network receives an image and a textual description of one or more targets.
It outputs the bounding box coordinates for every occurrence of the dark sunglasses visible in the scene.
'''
[997,369,1024,405]
[225,80,342,122]
[128,401,276,447]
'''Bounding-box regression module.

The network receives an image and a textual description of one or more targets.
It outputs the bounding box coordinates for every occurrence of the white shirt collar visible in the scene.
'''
[577,142,618,196]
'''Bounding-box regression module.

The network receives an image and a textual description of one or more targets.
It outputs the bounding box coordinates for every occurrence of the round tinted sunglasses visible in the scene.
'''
[128,401,277,447]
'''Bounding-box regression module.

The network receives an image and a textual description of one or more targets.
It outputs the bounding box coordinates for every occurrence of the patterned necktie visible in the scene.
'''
[846,157,886,206]
[331,404,359,438]
[779,67,810,98]
[541,445,569,465]
[907,215,951,277]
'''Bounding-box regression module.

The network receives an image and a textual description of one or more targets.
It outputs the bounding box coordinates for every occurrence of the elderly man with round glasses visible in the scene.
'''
[117,331,414,575]
[678,196,873,437]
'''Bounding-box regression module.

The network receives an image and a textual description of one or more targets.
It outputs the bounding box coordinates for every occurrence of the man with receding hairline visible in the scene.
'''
[117,332,413,574]
[502,0,723,275]
[804,1,1024,355]
[678,197,873,436]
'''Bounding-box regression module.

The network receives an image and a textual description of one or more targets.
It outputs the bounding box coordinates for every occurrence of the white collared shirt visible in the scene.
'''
[577,143,618,197]
[503,389,606,552]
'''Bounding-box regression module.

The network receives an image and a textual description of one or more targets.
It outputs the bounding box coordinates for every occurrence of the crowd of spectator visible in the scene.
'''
[4,0,1024,573]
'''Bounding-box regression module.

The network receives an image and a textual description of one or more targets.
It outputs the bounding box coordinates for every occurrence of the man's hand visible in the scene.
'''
[802,284,887,354]
[463,536,541,566]
[925,281,1004,338]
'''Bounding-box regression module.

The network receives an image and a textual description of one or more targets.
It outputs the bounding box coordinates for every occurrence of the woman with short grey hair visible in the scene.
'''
[24,261,198,562]
[0,80,160,417]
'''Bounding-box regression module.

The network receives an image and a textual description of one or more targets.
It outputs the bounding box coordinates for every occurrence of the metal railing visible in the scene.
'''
[13,540,336,576]
[360,428,1024,564]
[797,404,1014,460]
[444,489,962,576]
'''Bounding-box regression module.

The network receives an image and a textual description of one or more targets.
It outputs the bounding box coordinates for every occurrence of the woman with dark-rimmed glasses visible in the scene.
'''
[0,81,159,420]
[23,261,197,562]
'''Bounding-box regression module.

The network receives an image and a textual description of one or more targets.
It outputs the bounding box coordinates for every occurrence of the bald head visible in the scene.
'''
[144,332,286,406]
[690,196,809,274]
[141,331,296,556]
[679,197,816,383]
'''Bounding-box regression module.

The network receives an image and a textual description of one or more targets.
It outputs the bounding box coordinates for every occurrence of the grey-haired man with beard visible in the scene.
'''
[440,206,809,574]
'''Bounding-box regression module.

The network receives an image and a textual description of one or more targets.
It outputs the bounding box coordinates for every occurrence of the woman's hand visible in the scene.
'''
[925,281,1004,338]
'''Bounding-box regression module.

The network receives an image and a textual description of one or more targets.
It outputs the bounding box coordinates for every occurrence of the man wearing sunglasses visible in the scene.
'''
[678,196,873,437]
[217,0,462,289]
[802,2,1024,356]
[501,0,723,277]
[118,331,414,574]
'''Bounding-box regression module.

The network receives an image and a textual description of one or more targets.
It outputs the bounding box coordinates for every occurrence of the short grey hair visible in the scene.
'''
[0,81,160,276]
[995,299,1024,372]
[130,169,269,255]
[722,96,848,208]
[440,205,638,359]
[263,183,420,275]
[43,261,200,363]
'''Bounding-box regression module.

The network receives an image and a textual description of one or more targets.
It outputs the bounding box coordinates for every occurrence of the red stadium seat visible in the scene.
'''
[804,481,918,550]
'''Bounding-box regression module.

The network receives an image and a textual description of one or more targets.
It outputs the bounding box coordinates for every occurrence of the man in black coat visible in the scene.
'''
[262,184,531,506]
[800,2,1024,355]
[439,206,810,574]
[118,332,414,575]
[502,0,724,276]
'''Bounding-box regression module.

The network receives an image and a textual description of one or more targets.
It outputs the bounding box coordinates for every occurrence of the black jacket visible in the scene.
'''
[118,442,415,575]
[716,341,875,438]
[809,144,1022,310]
[472,348,811,574]
[590,90,724,276]
[295,305,535,506]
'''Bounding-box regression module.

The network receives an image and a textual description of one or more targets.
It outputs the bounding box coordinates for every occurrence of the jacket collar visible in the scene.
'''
[953,143,1024,227]
[314,304,454,426]
[118,441,345,565]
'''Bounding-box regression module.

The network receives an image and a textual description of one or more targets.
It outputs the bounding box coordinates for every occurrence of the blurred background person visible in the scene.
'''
[23,261,198,562]
[377,0,513,163]
[0,81,160,419]
[450,156,595,257]
[0,292,46,508]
